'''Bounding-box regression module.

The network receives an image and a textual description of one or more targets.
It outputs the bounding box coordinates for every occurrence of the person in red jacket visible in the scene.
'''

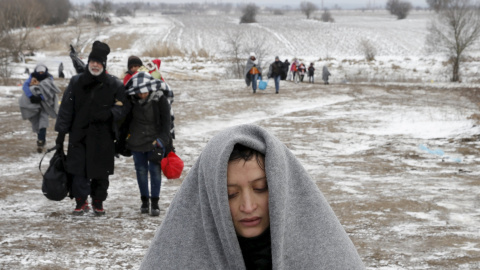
[123,55,143,86]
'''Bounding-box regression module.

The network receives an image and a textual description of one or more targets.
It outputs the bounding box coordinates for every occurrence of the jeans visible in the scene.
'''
[250,74,258,92]
[132,151,162,198]
[37,128,46,141]
[308,75,314,83]
[274,75,281,93]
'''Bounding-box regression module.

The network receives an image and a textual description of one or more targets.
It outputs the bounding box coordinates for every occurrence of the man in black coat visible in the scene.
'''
[55,41,129,216]
[267,56,285,94]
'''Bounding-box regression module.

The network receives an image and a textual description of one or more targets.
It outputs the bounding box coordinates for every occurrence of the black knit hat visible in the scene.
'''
[88,41,110,68]
[128,55,143,70]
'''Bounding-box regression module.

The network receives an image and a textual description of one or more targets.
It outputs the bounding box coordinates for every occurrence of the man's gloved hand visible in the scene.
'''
[29,95,42,104]
[55,132,66,151]
[91,109,112,123]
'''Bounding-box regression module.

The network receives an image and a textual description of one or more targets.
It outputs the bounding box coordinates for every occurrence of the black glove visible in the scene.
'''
[29,95,42,104]
[91,109,112,123]
[55,132,66,151]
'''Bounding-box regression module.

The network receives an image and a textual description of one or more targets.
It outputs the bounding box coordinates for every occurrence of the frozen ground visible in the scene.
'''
[1,9,480,270]
[1,79,480,269]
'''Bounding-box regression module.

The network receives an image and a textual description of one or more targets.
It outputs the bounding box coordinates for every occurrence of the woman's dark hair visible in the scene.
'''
[228,144,265,171]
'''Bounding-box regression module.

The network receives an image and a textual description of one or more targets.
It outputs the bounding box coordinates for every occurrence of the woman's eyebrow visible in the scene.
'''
[227,177,267,187]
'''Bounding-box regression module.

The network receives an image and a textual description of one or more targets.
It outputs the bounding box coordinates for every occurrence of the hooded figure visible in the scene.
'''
[244,52,262,93]
[322,65,331,85]
[140,124,365,270]
[118,71,172,216]
[19,63,58,152]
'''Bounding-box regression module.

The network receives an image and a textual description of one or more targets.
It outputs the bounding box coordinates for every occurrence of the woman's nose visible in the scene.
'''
[239,192,256,213]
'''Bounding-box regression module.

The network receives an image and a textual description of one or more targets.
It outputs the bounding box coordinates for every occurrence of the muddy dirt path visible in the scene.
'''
[1,80,479,269]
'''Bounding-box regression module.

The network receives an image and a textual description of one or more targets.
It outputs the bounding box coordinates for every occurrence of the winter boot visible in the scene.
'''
[141,196,149,214]
[92,199,105,216]
[72,198,90,216]
[36,140,45,153]
[150,197,160,216]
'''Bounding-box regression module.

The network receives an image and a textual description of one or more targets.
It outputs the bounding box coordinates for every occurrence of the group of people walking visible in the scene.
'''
[20,41,173,217]
[19,41,365,269]
[244,55,332,94]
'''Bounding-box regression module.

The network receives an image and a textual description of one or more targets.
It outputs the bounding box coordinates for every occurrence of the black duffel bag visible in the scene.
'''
[39,146,72,201]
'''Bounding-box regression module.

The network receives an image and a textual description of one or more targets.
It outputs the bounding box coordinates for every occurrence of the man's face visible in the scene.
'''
[88,60,104,76]
[130,65,141,73]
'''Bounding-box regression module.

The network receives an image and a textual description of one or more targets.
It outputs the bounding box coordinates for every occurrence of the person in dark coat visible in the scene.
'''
[120,71,172,216]
[54,41,129,216]
[267,56,284,94]
[58,62,65,78]
[307,62,315,83]
[282,59,290,80]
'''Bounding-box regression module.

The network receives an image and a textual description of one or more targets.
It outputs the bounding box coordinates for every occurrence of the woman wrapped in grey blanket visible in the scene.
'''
[140,124,365,270]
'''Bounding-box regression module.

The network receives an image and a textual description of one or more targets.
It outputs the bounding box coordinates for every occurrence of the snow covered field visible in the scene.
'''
[1,9,480,269]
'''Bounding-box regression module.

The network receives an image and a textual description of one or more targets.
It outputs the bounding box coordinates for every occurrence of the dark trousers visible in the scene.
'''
[72,174,109,201]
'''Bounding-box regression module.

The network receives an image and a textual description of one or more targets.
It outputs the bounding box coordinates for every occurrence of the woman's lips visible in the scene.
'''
[239,217,261,227]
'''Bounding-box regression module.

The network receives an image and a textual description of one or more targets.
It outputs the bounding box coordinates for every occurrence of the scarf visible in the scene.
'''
[125,72,168,96]
[140,124,365,270]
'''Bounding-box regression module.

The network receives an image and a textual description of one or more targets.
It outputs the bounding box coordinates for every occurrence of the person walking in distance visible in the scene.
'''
[19,64,60,153]
[267,56,284,94]
[322,65,331,85]
[244,52,262,94]
[307,62,315,83]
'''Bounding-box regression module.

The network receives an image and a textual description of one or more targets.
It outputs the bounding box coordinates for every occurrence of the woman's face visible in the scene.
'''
[227,157,269,238]
[137,92,149,100]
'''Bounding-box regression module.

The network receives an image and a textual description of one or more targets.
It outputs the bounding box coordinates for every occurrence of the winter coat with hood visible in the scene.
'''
[119,72,172,155]
[322,65,331,81]
[55,69,129,179]
[140,124,365,270]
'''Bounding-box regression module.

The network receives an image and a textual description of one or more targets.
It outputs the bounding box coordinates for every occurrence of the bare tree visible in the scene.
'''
[224,30,245,78]
[40,0,71,25]
[426,0,453,12]
[90,0,112,24]
[300,1,318,19]
[132,2,142,17]
[386,0,413,19]
[0,0,47,62]
[360,38,377,61]
[240,4,259,24]
[320,9,335,22]
[426,0,480,82]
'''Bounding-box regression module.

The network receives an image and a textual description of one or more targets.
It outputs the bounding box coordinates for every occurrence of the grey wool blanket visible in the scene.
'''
[140,124,365,270]
[19,79,60,119]
[244,58,262,86]
[19,79,60,132]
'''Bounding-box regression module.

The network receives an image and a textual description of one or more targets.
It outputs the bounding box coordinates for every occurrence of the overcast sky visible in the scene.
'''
[73,0,428,9]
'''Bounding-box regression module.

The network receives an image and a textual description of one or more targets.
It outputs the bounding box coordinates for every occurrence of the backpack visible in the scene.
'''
[39,146,72,201]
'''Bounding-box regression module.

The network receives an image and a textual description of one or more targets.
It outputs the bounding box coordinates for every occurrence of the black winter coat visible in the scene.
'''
[267,61,285,79]
[55,71,128,179]
[120,92,172,155]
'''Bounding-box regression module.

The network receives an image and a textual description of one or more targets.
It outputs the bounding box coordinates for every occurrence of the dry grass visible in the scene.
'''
[142,43,185,58]
[105,33,139,51]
